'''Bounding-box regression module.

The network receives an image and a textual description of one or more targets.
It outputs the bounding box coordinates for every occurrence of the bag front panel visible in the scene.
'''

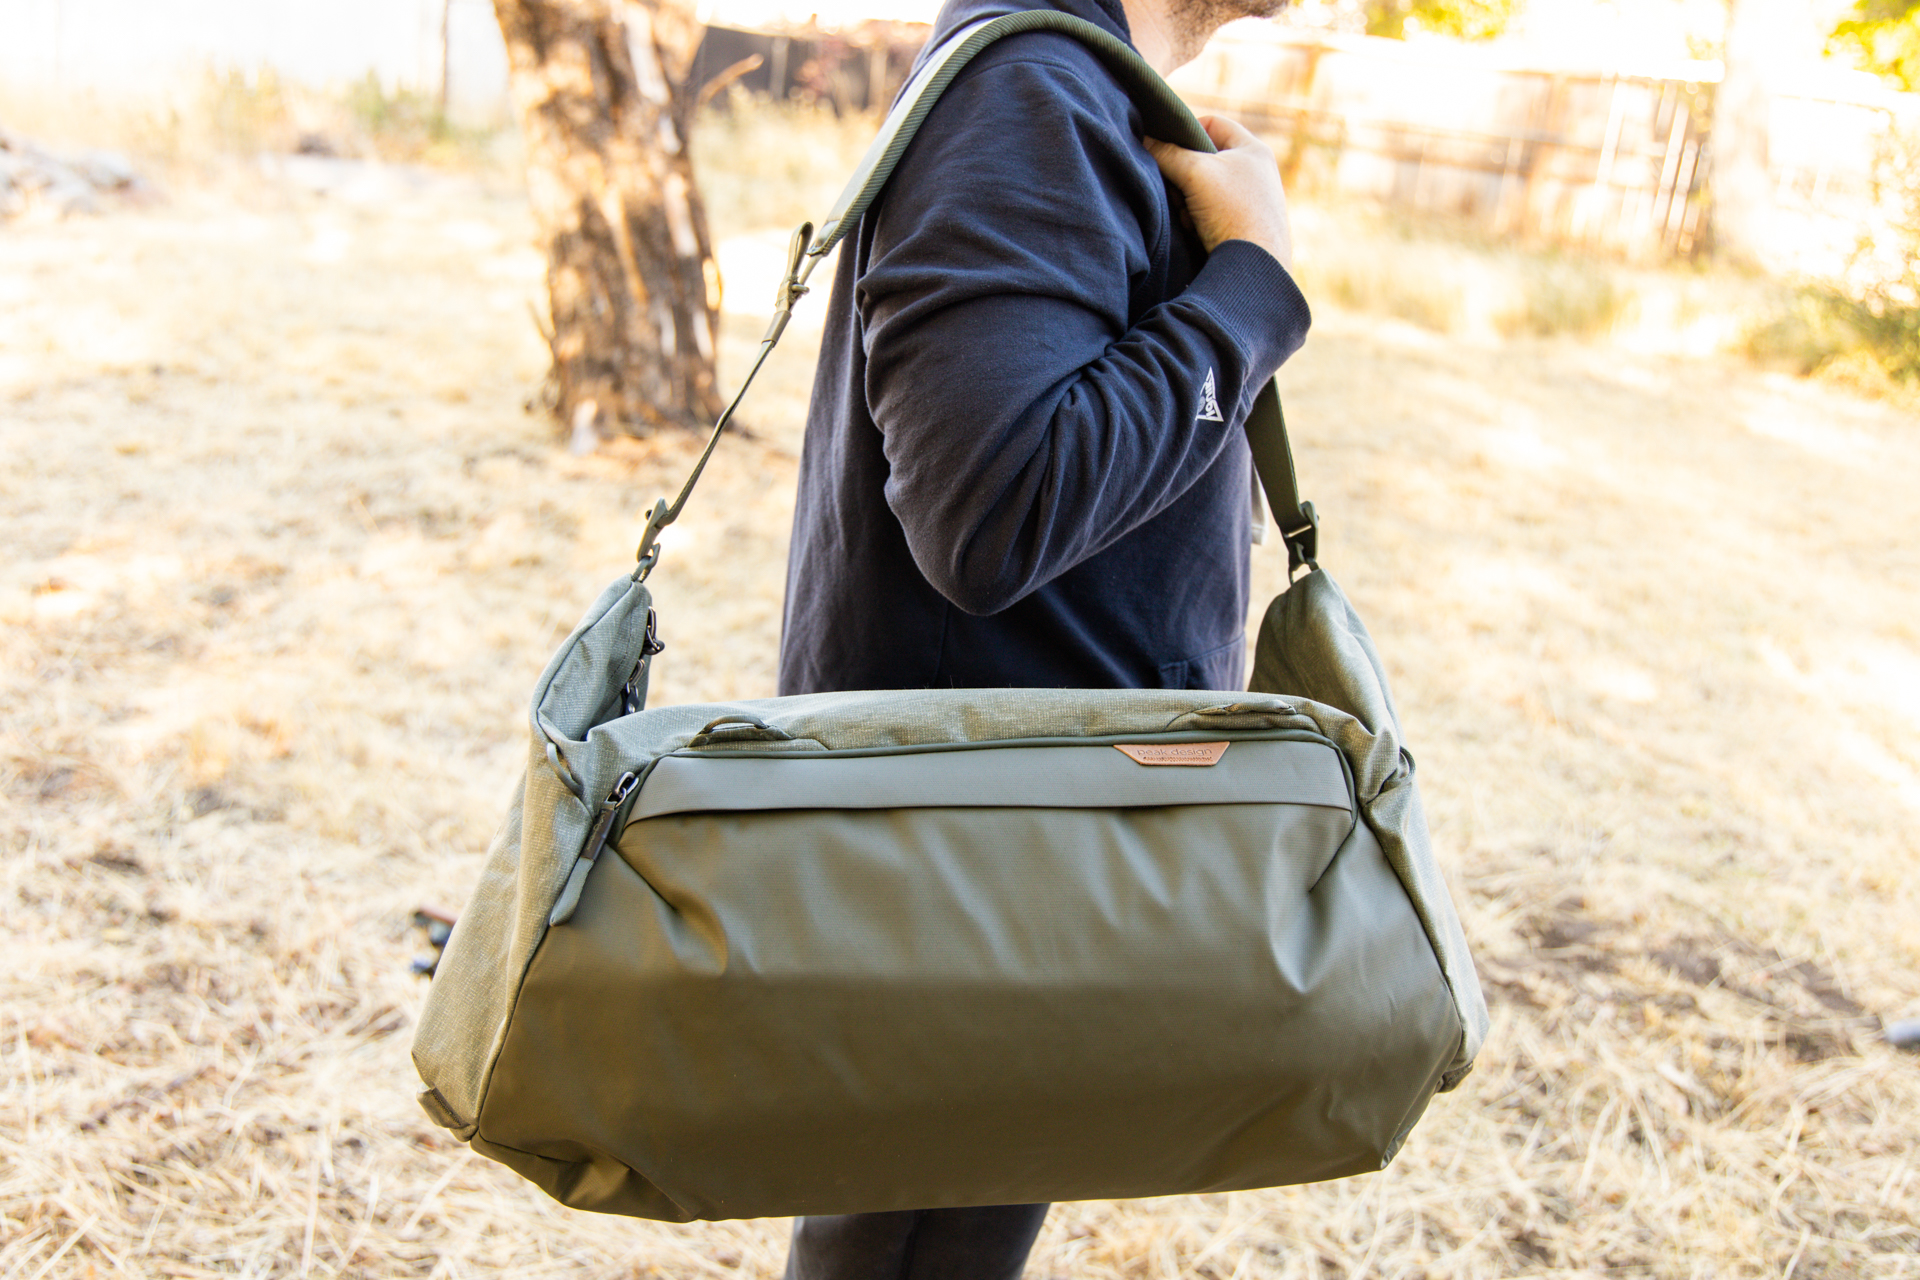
[474,740,1460,1220]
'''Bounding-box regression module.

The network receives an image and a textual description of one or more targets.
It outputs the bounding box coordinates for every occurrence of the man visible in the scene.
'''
[775,0,1309,1268]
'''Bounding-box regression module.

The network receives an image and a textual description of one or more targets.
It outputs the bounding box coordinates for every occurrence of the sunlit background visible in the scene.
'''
[3,0,1918,1275]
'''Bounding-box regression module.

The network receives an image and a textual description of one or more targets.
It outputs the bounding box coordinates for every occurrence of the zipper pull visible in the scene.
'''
[549,770,641,927]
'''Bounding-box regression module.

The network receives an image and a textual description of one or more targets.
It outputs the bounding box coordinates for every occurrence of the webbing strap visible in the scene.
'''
[811,10,1211,255]
[634,9,1317,580]
[1246,382,1317,572]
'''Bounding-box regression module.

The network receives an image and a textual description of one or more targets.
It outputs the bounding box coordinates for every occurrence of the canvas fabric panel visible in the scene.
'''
[473,802,1457,1219]
[1252,570,1491,1082]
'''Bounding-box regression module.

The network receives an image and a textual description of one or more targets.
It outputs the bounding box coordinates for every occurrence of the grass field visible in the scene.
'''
[3,102,1919,1278]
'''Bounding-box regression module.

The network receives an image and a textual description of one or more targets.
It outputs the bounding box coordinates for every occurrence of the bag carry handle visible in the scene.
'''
[633,9,1317,582]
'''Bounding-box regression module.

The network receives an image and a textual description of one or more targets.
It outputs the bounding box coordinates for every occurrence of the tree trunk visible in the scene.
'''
[494,0,723,439]
[1713,0,1789,266]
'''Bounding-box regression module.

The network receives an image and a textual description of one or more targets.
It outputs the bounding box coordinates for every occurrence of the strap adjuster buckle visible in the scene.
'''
[1283,501,1318,578]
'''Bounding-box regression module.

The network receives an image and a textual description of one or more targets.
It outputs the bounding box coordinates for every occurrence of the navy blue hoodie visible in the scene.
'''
[777,0,1311,695]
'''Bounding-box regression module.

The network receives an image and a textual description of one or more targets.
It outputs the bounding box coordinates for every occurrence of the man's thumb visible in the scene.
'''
[1143,135,1193,181]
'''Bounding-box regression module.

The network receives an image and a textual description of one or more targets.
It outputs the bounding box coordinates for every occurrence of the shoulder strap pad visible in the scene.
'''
[811,10,1212,257]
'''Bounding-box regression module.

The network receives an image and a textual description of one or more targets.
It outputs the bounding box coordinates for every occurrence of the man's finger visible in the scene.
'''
[1200,114,1258,152]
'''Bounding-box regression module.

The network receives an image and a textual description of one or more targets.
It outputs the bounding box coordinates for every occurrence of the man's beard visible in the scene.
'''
[1165,0,1286,65]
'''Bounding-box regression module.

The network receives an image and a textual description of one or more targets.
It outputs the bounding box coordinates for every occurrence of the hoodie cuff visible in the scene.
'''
[1183,238,1313,383]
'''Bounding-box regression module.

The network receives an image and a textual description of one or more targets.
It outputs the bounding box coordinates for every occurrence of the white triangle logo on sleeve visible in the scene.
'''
[1196,368,1225,423]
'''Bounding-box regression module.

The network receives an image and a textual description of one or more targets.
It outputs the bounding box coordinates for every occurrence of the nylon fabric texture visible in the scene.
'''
[410,571,1489,1216]
[473,784,1455,1218]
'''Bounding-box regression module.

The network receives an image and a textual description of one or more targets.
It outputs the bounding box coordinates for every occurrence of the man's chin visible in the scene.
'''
[1177,0,1288,37]
[1161,0,1289,72]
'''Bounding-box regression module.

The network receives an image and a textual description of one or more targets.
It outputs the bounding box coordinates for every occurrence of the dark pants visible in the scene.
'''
[782,1206,1050,1280]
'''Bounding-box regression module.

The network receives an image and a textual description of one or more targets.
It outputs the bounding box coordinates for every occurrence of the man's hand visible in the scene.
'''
[1144,115,1294,271]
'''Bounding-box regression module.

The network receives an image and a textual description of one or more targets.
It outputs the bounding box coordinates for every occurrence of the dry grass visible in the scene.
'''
[1287,205,1788,355]
[3,100,1919,1279]
[1288,200,1920,410]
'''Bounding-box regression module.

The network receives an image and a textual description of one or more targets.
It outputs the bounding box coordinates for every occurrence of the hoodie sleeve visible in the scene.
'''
[858,50,1311,617]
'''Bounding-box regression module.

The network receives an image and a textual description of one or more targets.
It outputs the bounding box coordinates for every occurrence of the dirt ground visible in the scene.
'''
[3,114,1919,1279]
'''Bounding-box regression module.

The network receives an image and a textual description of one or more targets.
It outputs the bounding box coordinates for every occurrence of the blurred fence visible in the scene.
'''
[688,22,924,114]
[3,0,1911,268]
[1171,23,1911,266]
[1173,31,1716,257]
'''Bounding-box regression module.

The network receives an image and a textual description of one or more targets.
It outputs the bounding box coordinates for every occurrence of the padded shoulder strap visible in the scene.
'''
[811,10,1211,256]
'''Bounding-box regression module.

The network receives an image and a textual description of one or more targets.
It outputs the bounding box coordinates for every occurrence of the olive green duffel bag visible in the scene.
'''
[410,11,1489,1222]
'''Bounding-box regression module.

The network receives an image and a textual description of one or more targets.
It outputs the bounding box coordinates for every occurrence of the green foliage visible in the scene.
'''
[1843,124,1920,385]
[1742,125,1920,390]
[1829,291,1920,384]
[1365,0,1521,41]
[1739,285,1920,388]
[1830,0,1920,91]
[1739,290,1872,373]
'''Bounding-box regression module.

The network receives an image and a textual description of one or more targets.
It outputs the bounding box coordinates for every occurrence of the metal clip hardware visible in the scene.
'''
[621,608,664,716]
[632,499,671,581]
[762,222,815,344]
[1283,500,1319,579]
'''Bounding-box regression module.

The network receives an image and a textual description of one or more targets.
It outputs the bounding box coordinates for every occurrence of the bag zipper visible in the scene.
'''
[548,769,641,927]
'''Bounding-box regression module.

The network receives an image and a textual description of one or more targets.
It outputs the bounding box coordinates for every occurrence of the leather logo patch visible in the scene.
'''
[1115,742,1230,767]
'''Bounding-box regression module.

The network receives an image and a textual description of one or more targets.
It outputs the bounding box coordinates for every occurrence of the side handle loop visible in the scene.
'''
[688,714,796,749]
